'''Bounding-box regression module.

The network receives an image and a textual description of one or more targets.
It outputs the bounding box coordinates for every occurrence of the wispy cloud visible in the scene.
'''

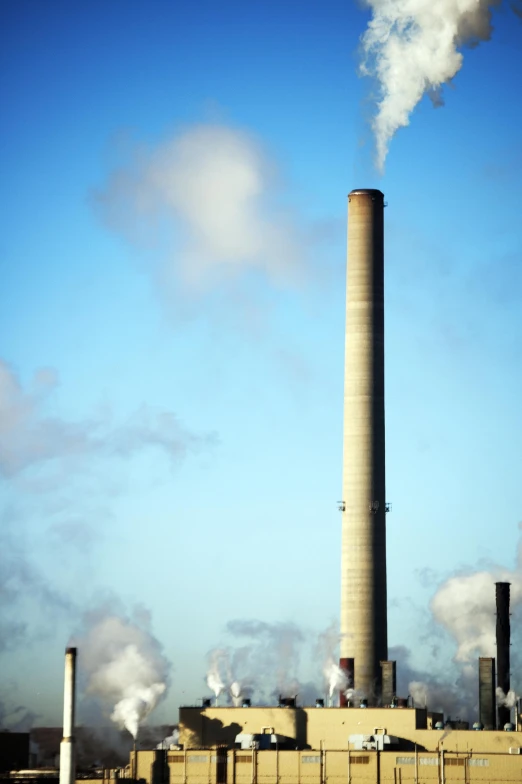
[0,506,75,652]
[0,359,216,480]
[94,123,319,295]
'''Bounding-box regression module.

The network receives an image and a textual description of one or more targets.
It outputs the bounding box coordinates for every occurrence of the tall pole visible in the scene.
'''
[59,647,77,784]
[340,189,388,702]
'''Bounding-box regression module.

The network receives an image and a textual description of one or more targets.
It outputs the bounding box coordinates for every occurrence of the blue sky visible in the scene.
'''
[1,0,522,729]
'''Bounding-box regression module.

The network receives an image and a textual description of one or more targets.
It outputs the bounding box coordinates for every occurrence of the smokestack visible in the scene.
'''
[59,647,77,784]
[495,582,510,728]
[340,189,387,702]
[339,657,354,707]
[380,660,396,706]
[478,657,496,730]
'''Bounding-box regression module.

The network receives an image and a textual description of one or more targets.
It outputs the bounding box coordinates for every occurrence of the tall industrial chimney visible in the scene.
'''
[340,189,388,702]
[59,647,77,784]
[495,582,510,728]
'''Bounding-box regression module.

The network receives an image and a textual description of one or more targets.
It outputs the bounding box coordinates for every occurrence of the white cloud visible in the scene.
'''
[96,123,306,291]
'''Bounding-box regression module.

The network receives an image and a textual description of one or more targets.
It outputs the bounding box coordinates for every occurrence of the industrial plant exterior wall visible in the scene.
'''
[341,189,387,700]
[178,706,521,754]
[180,707,301,749]
[133,748,522,784]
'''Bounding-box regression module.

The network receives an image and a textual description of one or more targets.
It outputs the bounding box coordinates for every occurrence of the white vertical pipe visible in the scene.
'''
[60,647,77,784]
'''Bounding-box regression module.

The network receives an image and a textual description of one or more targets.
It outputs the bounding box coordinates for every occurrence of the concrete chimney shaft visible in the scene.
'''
[340,189,388,701]
[59,647,77,784]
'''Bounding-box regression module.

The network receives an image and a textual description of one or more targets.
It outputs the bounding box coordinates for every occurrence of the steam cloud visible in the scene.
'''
[431,569,522,662]
[230,681,243,707]
[396,527,522,719]
[156,728,180,749]
[204,546,522,718]
[77,610,170,738]
[496,686,517,709]
[315,622,349,704]
[206,649,227,701]
[0,700,39,732]
[222,619,306,701]
[0,506,75,660]
[96,123,309,293]
[205,620,345,705]
[0,359,213,478]
[323,660,348,701]
[360,0,503,170]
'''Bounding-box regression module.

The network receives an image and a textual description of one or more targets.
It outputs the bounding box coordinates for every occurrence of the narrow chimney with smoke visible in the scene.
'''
[495,582,511,728]
[340,189,388,703]
[59,647,77,784]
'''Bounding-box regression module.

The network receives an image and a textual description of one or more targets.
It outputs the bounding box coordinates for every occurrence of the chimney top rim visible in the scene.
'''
[349,189,384,198]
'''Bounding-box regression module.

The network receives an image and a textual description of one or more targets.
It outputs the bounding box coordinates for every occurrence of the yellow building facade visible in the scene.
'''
[126,705,522,784]
[130,746,522,784]
[177,706,521,753]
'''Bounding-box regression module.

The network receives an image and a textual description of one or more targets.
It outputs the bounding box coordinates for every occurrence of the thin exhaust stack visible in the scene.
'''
[59,647,77,784]
[479,657,496,730]
[495,582,511,729]
[340,189,388,702]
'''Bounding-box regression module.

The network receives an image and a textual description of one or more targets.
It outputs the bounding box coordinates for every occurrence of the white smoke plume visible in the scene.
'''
[206,620,343,705]
[314,621,348,705]
[230,681,243,707]
[431,569,522,662]
[225,619,305,701]
[343,687,366,706]
[391,644,475,719]
[323,659,348,701]
[96,124,305,292]
[360,0,504,170]
[206,649,227,701]
[496,687,517,709]
[395,526,522,719]
[77,610,170,738]
[156,728,180,750]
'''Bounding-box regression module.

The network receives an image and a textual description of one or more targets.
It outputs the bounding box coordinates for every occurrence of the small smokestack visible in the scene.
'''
[339,657,354,707]
[59,647,77,784]
[496,582,511,728]
[380,660,396,706]
[478,657,496,730]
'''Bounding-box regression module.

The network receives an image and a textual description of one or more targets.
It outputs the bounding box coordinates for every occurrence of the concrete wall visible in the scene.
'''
[304,707,422,750]
[180,707,424,750]
[134,747,522,784]
[180,707,301,749]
